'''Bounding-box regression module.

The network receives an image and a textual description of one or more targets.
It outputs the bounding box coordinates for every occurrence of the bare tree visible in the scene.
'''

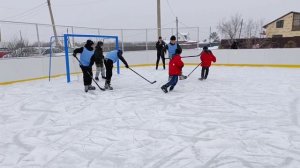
[210,32,220,42]
[217,14,243,43]
[242,19,265,48]
[5,37,31,57]
[243,19,264,38]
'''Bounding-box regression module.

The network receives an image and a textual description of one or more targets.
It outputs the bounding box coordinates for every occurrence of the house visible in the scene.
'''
[263,11,300,38]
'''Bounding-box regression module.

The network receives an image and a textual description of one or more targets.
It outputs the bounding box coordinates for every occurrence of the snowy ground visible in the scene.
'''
[0,66,300,168]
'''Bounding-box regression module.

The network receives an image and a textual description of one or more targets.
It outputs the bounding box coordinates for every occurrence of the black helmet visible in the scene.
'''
[203,46,208,51]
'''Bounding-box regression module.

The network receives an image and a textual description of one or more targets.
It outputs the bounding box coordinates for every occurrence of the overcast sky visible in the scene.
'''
[0,0,299,41]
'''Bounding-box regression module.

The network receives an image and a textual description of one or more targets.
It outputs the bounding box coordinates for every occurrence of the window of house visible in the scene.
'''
[276,20,284,28]
[293,13,300,31]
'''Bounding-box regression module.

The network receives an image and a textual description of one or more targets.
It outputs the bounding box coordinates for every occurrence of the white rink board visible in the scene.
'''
[0,48,300,83]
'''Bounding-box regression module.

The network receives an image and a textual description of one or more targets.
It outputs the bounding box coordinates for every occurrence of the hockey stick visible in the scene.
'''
[74,56,105,91]
[128,67,157,84]
[165,55,199,60]
[186,63,202,78]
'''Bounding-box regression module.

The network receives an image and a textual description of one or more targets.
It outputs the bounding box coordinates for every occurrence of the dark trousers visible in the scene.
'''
[80,66,93,86]
[104,59,113,84]
[156,53,165,69]
[165,76,178,88]
[201,67,210,79]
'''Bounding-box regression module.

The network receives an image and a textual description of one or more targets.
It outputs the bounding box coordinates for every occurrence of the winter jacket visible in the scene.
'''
[200,50,216,67]
[169,54,184,76]
[94,46,104,66]
[105,50,129,67]
[164,43,182,59]
[156,40,166,56]
[73,46,95,67]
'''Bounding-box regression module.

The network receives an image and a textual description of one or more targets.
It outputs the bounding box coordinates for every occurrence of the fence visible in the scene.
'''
[220,37,300,49]
[0,20,211,58]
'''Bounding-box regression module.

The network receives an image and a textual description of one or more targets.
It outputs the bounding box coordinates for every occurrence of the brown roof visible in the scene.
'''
[263,11,300,28]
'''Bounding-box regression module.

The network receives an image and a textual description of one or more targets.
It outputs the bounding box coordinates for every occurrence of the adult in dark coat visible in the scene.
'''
[155,36,166,70]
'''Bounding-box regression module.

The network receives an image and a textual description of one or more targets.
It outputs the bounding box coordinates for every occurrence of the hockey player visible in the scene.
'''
[94,41,106,81]
[164,35,182,59]
[199,46,216,80]
[73,40,96,92]
[104,50,129,90]
[164,35,186,80]
[161,48,184,93]
[155,36,166,70]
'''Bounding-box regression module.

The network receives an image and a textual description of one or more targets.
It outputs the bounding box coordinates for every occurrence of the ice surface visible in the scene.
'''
[0,66,300,168]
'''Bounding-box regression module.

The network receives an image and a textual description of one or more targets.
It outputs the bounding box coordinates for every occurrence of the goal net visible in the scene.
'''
[48,34,120,83]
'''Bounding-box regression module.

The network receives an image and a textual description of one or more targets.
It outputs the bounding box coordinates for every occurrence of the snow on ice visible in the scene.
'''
[0,66,300,168]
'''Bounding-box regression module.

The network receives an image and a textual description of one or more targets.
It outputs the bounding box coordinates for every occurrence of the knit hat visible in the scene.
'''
[170,35,176,41]
[175,48,182,54]
[117,49,123,56]
[86,40,94,46]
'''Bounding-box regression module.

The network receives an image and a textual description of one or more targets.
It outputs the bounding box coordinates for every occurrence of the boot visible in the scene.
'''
[169,86,174,91]
[84,85,89,92]
[88,85,96,90]
[179,75,187,80]
[104,82,113,90]
[102,76,106,79]
[161,85,168,93]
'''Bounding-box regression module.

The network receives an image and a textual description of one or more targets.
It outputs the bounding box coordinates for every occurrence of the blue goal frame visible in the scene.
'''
[63,34,119,83]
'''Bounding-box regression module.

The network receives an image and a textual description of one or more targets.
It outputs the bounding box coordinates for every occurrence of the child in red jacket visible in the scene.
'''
[200,46,216,80]
[161,49,184,93]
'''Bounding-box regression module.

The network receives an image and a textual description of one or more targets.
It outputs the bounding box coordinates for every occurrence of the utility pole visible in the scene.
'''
[176,17,179,43]
[19,30,23,42]
[47,0,59,47]
[157,0,161,38]
[209,26,211,47]
[238,19,243,39]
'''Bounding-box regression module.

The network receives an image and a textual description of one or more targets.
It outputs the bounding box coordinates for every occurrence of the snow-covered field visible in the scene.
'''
[0,66,300,168]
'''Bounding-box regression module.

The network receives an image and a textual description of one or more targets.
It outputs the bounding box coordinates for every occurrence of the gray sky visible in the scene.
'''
[1,0,300,28]
[0,0,299,41]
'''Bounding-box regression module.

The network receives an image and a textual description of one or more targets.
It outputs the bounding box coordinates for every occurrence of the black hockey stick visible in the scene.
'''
[187,63,202,78]
[129,67,157,84]
[74,56,105,91]
[165,55,199,60]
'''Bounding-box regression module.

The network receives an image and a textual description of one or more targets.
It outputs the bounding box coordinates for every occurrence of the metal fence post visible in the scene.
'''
[35,24,41,55]
[71,26,75,47]
[197,27,200,48]
[97,28,100,35]
[146,28,148,51]
[121,29,124,51]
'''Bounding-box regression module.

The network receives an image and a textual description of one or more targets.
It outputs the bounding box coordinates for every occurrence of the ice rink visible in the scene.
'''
[0,66,300,168]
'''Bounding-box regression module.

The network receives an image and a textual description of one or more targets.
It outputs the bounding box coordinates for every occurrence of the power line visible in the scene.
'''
[166,0,176,18]
[165,1,193,28]
[1,2,47,21]
[53,0,101,7]
[10,6,47,22]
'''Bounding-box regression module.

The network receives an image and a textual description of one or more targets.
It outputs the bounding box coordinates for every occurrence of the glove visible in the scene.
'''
[125,64,129,68]
[73,53,77,58]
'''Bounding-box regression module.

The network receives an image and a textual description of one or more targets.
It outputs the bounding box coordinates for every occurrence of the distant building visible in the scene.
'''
[263,11,300,38]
